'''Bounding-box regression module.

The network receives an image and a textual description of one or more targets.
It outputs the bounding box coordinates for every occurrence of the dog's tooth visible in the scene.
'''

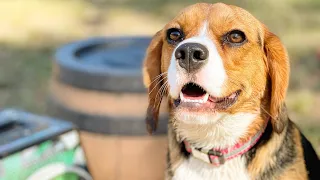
[202,93,209,102]
[180,92,185,102]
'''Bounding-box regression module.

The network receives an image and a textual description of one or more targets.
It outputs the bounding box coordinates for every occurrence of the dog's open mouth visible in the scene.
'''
[174,82,241,110]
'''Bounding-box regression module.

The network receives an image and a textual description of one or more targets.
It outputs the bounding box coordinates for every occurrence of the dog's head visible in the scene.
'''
[143,3,289,147]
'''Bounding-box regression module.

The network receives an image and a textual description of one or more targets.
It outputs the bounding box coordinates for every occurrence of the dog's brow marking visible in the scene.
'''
[199,21,208,36]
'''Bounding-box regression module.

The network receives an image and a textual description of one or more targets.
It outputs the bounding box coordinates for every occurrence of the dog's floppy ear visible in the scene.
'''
[263,28,290,133]
[143,31,164,134]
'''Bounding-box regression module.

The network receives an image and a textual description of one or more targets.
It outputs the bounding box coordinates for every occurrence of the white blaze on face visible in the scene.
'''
[168,21,257,179]
[168,21,227,99]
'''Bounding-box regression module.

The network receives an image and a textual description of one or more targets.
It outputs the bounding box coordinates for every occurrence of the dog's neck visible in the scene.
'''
[172,112,268,150]
[178,116,269,166]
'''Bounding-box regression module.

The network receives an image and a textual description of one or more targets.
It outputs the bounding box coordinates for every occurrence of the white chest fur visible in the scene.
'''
[172,156,250,180]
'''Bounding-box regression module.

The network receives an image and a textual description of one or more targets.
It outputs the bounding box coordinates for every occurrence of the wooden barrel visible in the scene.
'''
[47,37,168,180]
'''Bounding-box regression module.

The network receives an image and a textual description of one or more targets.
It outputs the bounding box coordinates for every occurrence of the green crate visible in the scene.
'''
[0,109,92,180]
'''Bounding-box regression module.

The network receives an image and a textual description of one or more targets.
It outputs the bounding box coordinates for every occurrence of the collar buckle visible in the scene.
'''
[190,147,211,164]
[208,149,225,165]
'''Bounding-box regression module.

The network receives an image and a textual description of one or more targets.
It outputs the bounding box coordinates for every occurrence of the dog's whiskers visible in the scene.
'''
[154,80,168,109]
[148,72,168,86]
[148,73,167,95]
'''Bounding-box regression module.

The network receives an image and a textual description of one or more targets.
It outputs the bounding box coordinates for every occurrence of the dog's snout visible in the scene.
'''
[175,43,208,73]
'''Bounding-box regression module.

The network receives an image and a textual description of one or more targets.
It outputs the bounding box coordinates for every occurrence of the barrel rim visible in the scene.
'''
[54,36,151,92]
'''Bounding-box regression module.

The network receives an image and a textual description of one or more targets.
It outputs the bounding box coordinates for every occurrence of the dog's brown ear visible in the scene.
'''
[142,31,164,134]
[264,28,290,133]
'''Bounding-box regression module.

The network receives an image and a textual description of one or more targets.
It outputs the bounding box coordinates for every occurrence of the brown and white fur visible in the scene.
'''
[142,3,319,180]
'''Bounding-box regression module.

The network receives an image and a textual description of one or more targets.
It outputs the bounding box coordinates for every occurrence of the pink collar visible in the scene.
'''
[184,120,268,166]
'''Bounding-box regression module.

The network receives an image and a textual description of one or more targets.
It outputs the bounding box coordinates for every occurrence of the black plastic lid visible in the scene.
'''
[55,36,152,92]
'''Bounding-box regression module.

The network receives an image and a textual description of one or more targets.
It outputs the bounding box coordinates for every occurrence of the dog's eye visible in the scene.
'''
[167,28,184,44]
[226,30,246,44]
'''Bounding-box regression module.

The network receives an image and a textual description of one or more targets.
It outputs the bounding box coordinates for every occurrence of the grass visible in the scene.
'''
[0,0,319,154]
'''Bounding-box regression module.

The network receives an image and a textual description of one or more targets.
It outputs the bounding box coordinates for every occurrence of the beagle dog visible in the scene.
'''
[143,3,320,180]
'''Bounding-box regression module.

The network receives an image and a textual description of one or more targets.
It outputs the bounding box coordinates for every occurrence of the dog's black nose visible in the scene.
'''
[175,43,208,73]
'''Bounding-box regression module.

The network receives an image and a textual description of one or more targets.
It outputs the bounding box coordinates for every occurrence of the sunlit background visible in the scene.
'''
[0,0,319,154]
